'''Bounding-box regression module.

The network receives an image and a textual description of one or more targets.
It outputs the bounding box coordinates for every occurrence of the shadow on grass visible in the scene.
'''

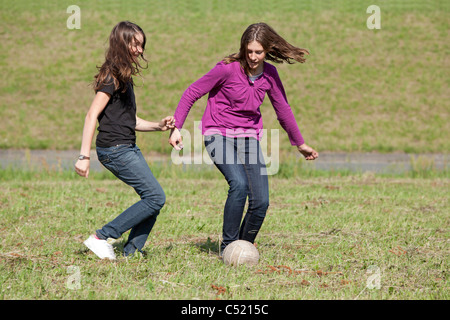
[194,237,220,255]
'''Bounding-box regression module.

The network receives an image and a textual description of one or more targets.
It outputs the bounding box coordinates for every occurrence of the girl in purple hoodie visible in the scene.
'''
[169,22,318,254]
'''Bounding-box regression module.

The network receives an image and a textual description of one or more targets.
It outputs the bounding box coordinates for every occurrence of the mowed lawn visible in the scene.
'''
[0,0,448,303]
[0,170,448,300]
[0,0,448,154]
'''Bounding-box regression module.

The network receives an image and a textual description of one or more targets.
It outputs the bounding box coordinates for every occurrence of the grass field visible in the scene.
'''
[0,167,448,300]
[0,0,449,153]
[0,0,448,303]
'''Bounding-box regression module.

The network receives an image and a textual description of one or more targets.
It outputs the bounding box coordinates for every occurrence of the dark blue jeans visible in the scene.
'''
[95,144,166,256]
[204,135,269,251]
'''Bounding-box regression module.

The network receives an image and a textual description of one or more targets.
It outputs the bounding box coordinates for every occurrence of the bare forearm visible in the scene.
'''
[135,117,162,132]
[75,91,110,178]
[79,113,97,156]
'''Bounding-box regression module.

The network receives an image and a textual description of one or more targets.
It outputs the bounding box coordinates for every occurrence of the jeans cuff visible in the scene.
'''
[95,230,107,240]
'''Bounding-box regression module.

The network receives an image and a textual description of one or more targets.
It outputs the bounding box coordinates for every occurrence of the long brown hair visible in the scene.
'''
[94,21,147,93]
[223,22,309,75]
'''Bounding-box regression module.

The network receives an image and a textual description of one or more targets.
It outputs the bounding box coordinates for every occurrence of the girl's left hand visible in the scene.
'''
[297,143,319,160]
[159,116,175,131]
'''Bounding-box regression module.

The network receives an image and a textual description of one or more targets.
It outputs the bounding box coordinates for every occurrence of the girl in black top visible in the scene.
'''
[75,21,174,259]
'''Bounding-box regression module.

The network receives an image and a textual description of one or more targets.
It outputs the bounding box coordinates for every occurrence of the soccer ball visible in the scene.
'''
[222,240,259,266]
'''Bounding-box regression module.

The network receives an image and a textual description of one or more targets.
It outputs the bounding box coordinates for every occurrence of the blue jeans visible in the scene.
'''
[95,144,166,256]
[204,135,269,251]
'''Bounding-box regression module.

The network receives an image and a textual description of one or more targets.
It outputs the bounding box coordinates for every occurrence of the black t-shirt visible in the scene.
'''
[96,79,137,148]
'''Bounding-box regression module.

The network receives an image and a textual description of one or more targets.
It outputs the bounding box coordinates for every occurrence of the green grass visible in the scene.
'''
[0,0,449,153]
[0,0,448,302]
[0,167,448,300]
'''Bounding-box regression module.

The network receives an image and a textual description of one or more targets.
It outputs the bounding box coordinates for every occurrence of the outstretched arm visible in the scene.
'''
[266,66,318,161]
[135,116,175,132]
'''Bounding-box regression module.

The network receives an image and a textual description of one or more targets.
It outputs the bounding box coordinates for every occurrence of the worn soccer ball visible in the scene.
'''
[222,240,259,266]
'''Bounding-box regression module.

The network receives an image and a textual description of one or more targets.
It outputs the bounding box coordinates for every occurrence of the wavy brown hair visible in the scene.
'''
[93,21,147,93]
[223,22,309,75]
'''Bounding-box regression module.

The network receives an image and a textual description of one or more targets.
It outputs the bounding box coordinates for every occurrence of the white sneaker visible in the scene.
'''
[84,235,116,260]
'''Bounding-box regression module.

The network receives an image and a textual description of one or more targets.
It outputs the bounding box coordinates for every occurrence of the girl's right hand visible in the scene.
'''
[159,116,176,131]
[169,128,183,150]
[75,159,90,178]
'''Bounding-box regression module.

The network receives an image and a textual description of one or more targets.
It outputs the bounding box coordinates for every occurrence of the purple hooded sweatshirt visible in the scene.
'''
[173,60,304,146]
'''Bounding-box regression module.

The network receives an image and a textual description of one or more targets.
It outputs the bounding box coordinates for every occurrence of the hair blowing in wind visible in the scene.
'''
[94,21,148,93]
[224,22,309,74]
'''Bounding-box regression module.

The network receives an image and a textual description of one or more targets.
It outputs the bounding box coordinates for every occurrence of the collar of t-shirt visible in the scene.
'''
[249,72,263,83]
